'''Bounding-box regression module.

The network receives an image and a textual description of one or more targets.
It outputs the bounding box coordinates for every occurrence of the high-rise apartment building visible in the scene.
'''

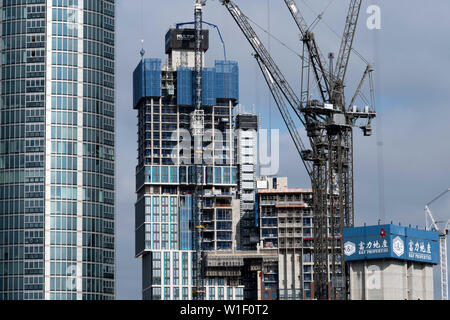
[0,0,115,300]
[256,176,345,300]
[234,112,258,250]
[257,177,315,300]
[133,27,247,300]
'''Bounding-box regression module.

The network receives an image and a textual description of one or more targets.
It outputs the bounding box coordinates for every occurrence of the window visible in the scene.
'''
[223,168,230,184]
[209,287,215,300]
[152,287,161,300]
[179,166,186,183]
[152,166,160,183]
[161,166,168,183]
[218,287,224,300]
[182,287,188,300]
[214,167,221,184]
[170,166,177,183]
[173,287,179,300]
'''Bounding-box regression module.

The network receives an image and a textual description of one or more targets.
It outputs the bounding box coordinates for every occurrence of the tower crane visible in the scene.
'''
[191,0,206,300]
[221,0,376,300]
[424,188,450,300]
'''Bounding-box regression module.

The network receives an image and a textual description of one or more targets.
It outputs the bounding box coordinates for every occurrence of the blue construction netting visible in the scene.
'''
[202,68,216,106]
[176,60,239,106]
[177,68,216,106]
[215,60,239,103]
[177,67,193,106]
[133,58,161,108]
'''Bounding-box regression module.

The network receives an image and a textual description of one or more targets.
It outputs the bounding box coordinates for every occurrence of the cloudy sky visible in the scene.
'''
[115,0,450,299]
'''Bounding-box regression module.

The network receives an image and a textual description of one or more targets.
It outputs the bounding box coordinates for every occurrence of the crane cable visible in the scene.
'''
[300,0,370,66]
[244,11,330,100]
[308,0,335,31]
[245,15,305,61]
[268,0,272,133]
[371,0,386,224]
[140,0,144,41]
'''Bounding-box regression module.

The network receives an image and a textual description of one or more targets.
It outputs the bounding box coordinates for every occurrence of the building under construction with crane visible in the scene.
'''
[133,0,381,301]
[132,10,248,300]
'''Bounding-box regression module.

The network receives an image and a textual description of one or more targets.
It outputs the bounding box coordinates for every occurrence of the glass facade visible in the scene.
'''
[0,0,115,300]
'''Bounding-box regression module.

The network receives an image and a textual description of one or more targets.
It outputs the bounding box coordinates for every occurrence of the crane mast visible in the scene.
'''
[425,205,449,300]
[283,0,331,102]
[425,188,450,300]
[192,0,206,301]
[440,234,448,300]
[221,0,375,300]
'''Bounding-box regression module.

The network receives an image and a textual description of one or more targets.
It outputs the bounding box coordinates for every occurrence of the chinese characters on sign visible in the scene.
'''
[407,240,433,261]
[357,239,389,255]
[344,225,439,264]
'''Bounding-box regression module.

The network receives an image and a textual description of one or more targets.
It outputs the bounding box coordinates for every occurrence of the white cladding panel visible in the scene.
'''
[257,180,268,189]
[242,181,254,189]
[242,193,254,201]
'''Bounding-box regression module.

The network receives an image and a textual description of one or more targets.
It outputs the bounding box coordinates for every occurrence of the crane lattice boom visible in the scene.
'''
[221,0,375,300]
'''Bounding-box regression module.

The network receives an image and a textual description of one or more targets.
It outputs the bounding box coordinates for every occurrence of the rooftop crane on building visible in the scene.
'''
[191,0,207,300]
[425,188,450,300]
[221,0,376,300]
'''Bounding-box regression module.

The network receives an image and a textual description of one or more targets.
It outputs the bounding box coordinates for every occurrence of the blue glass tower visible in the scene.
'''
[0,0,115,300]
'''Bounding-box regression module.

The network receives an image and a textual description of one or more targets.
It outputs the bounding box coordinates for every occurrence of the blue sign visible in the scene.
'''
[344,224,440,264]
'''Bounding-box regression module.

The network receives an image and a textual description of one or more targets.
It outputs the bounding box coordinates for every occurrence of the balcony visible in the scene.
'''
[216,205,232,209]
[262,234,278,239]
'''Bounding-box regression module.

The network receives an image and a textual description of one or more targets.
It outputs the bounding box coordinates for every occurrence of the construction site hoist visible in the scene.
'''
[221,0,376,300]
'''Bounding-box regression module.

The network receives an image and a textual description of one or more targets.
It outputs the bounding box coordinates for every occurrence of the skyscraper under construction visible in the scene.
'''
[133,26,255,300]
